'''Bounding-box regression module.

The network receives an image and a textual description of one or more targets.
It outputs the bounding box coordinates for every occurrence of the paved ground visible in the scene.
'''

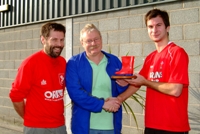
[0,123,23,134]
[0,126,23,134]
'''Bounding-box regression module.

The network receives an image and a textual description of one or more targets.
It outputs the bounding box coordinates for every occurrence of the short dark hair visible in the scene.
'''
[145,9,170,28]
[40,22,66,38]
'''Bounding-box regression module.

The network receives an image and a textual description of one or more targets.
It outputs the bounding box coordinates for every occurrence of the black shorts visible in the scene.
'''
[145,127,189,134]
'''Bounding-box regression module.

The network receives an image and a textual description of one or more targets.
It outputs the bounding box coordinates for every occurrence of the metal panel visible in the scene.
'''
[25,0,28,23]
[78,0,83,14]
[60,0,64,17]
[0,0,4,27]
[20,0,23,23]
[29,0,33,22]
[39,0,43,21]
[16,0,20,24]
[13,0,16,25]
[49,0,52,19]
[4,0,8,26]
[7,0,11,26]
[54,0,58,18]
[65,0,70,16]
[11,0,14,25]
[121,0,127,7]
[44,0,47,20]
[84,0,89,13]
[98,0,103,11]
[72,0,76,15]
[0,0,178,28]
[105,0,110,10]
[91,0,96,12]
[113,0,118,8]
[130,0,136,5]
[33,0,37,21]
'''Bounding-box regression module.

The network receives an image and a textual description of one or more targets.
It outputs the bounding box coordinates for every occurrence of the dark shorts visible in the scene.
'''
[145,127,188,134]
[24,125,67,134]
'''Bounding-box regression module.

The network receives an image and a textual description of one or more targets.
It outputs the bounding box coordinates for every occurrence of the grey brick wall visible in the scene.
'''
[0,0,199,134]
[0,24,41,127]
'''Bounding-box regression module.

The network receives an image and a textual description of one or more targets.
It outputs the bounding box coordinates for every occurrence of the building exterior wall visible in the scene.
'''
[0,0,200,133]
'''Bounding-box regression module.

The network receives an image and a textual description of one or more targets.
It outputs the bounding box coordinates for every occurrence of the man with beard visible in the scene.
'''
[65,24,128,134]
[9,22,67,134]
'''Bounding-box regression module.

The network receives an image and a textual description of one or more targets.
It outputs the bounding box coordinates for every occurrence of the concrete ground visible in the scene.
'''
[0,123,23,134]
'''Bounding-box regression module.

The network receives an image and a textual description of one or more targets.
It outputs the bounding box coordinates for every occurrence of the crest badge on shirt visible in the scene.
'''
[58,73,64,86]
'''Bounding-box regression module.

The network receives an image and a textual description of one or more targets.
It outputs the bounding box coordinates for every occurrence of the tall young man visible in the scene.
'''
[116,9,190,134]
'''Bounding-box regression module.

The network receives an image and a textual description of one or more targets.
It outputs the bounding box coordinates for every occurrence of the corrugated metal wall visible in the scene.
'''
[0,0,176,28]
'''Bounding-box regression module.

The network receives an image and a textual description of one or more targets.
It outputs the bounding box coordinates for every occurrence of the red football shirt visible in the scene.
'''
[140,42,190,132]
[10,50,66,128]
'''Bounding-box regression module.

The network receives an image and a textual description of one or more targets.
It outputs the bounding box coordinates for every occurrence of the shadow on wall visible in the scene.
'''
[189,86,200,132]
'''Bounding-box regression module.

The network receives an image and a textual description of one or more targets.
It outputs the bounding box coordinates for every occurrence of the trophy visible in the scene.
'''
[111,56,137,79]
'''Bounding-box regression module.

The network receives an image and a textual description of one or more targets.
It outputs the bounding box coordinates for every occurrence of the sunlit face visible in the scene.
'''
[41,30,65,58]
[81,30,102,57]
[147,16,170,43]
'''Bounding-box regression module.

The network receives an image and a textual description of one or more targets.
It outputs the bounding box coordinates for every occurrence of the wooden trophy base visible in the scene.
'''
[111,75,137,79]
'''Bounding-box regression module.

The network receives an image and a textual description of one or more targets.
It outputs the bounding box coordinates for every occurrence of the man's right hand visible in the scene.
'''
[103,97,121,112]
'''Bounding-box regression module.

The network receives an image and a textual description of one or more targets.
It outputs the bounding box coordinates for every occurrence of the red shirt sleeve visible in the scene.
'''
[168,47,189,85]
[9,59,32,102]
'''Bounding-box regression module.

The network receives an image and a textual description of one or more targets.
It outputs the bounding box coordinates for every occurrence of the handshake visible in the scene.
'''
[102,97,122,112]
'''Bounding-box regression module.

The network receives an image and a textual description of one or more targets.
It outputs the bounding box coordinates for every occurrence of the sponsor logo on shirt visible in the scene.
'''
[149,61,164,82]
[150,72,161,82]
[44,89,63,101]
[150,72,162,79]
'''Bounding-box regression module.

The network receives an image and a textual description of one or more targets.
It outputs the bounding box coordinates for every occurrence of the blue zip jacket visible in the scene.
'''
[65,51,128,134]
